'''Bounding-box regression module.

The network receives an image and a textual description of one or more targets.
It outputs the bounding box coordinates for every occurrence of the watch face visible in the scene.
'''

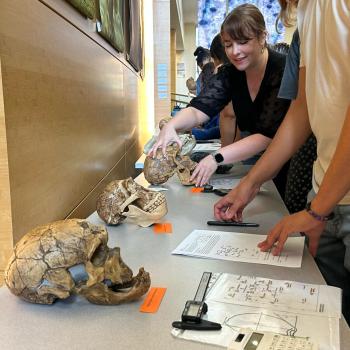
[214,152,224,163]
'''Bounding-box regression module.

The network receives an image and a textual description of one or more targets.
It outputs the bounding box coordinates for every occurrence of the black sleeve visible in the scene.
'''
[189,65,234,118]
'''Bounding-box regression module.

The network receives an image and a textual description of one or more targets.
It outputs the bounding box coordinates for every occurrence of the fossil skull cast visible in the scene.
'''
[96,177,167,227]
[143,132,196,157]
[4,219,151,305]
[144,143,197,186]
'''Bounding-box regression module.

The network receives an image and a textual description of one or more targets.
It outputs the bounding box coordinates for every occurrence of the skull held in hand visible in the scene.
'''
[97,177,167,227]
[143,133,196,156]
[144,143,197,185]
[4,219,151,305]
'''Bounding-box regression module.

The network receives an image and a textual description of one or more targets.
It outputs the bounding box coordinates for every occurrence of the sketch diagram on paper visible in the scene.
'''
[172,301,340,350]
[207,274,341,317]
[223,311,298,336]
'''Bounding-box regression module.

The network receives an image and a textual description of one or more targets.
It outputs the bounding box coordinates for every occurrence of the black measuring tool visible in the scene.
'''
[172,272,221,331]
[207,220,259,227]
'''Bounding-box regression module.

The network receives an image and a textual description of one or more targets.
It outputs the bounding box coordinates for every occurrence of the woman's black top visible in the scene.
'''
[189,48,290,139]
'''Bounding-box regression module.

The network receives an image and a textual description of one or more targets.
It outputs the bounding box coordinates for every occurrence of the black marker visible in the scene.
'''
[207,220,259,227]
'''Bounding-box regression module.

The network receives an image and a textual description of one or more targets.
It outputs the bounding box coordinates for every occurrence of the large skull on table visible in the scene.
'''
[144,143,197,186]
[96,177,167,227]
[4,219,151,305]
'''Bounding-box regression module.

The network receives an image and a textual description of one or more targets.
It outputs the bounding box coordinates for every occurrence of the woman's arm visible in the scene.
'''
[150,67,234,157]
[219,102,241,147]
[220,133,270,163]
[214,67,311,221]
[149,107,208,157]
[190,133,271,187]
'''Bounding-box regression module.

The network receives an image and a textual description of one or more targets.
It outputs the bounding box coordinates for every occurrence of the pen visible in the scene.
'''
[207,220,259,227]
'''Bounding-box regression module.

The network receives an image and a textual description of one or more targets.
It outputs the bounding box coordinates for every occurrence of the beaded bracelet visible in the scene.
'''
[305,202,335,222]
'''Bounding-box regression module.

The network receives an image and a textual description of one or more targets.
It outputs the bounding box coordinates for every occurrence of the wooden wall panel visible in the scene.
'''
[0,0,143,244]
[0,58,13,272]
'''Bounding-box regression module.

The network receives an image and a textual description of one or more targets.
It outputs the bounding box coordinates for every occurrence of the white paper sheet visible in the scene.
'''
[172,229,305,268]
[206,274,341,318]
[209,177,268,192]
[172,302,340,350]
[172,273,341,350]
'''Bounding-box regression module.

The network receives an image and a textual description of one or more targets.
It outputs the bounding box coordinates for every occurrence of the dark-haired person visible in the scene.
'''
[149,4,290,196]
[190,46,220,141]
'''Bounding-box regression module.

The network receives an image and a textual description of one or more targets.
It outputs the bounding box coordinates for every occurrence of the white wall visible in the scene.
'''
[175,23,197,96]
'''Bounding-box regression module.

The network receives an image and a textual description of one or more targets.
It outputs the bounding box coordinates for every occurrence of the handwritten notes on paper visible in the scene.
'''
[172,229,305,268]
[207,274,341,318]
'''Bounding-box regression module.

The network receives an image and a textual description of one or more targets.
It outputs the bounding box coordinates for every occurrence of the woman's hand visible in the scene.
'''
[214,176,260,221]
[258,211,326,257]
[190,155,217,187]
[148,124,182,158]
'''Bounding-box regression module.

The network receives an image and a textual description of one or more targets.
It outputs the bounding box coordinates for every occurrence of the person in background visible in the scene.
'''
[191,46,220,141]
[150,4,290,198]
[191,34,231,162]
[185,47,213,96]
[214,0,350,324]
[193,46,214,94]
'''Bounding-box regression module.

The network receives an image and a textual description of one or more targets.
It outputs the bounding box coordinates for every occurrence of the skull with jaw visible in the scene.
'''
[4,219,151,305]
[96,177,167,227]
[144,143,197,186]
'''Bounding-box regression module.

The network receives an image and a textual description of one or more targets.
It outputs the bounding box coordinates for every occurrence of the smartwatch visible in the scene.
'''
[212,151,224,164]
[305,202,334,222]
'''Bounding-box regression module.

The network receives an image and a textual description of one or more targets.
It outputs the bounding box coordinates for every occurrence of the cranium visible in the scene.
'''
[96,177,167,227]
[4,219,151,305]
[143,133,196,157]
[144,143,197,186]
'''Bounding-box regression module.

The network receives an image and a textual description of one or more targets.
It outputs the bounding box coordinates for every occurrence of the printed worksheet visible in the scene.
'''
[172,229,305,268]
[206,273,341,318]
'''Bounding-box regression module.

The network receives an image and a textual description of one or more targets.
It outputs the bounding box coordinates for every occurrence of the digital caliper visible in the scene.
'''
[172,272,222,331]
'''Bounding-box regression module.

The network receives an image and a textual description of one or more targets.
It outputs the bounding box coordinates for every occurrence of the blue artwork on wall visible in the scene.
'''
[198,0,284,49]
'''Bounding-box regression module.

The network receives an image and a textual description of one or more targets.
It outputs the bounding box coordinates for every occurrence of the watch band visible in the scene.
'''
[212,151,224,164]
[305,202,334,222]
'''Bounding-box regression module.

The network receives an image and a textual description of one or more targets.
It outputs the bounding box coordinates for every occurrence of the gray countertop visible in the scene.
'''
[0,166,349,349]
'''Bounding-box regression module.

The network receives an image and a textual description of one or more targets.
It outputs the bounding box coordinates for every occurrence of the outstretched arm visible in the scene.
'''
[214,67,311,221]
[260,103,350,256]
[149,107,208,157]
[190,133,271,187]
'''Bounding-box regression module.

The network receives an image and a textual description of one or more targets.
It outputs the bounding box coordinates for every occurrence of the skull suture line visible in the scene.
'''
[96,177,167,227]
[4,219,150,305]
[144,143,197,186]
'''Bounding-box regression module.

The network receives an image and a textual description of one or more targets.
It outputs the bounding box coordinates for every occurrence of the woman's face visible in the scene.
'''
[221,31,265,71]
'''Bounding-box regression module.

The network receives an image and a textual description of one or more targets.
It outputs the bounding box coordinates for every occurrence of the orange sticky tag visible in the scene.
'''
[153,222,172,234]
[191,187,204,193]
[139,287,167,313]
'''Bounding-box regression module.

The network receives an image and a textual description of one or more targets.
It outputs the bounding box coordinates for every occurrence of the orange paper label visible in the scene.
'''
[153,223,172,234]
[191,187,204,193]
[139,287,167,313]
